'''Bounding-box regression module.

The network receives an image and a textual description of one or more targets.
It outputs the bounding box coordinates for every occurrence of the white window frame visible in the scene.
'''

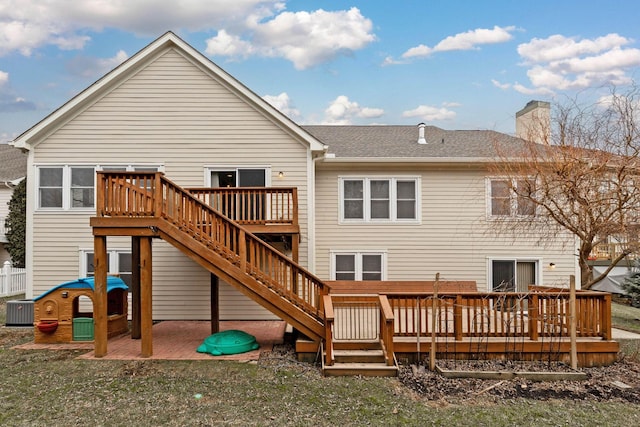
[205,166,272,187]
[80,249,133,285]
[339,176,420,224]
[330,250,388,280]
[36,164,164,212]
[36,165,96,211]
[98,165,164,172]
[486,177,536,219]
[487,257,541,292]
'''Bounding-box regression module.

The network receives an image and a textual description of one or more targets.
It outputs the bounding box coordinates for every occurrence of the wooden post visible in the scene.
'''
[292,234,299,264]
[430,273,440,371]
[140,237,153,358]
[93,236,108,357]
[239,230,246,272]
[131,236,141,339]
[210,273,219,334]
[454,294,463,341]
[529,293,539,341]
[602,293,612,341]
[569,275,577,370]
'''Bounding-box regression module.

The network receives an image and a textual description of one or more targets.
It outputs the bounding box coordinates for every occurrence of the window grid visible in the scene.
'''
[340,177,419,222]
[332,251,386,281]
[489,178,536,218]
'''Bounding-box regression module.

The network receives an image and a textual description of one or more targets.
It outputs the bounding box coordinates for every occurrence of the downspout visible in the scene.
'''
[307,148,328,274]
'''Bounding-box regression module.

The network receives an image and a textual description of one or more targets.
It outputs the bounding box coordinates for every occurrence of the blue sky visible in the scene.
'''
[1,0,639,143]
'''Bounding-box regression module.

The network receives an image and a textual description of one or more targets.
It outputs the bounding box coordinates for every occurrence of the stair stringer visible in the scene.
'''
[156,218,325,341]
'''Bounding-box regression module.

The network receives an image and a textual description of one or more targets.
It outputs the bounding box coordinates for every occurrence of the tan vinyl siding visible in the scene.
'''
[315,164,577,291]
[30,47,310,320]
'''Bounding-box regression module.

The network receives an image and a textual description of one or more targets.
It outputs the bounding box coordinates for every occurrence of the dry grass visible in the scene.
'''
[1,295,640,426]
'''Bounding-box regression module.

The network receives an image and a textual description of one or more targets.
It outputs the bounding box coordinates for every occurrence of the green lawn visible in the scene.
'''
[612,302,640,334]
[1,294,640,426]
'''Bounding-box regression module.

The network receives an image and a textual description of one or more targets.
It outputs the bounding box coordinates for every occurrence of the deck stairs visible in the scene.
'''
[322,341,399,377]
[92,172,397,376]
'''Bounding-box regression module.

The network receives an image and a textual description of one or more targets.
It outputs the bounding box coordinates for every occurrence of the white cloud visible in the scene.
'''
[206,7,375,69]
[402,104,458,122]
[262,92,300,120]
[402,25,515,59]
[0,70,8,86]
[0,0,284,56]
[518,33,631,63]
[511,33,640,94]
[66,50,129,79]
[491,79,511,90]
[322,95,384,124]
[0,1,374,69]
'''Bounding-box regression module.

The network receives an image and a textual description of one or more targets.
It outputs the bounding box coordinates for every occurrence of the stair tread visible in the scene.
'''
[333,349,384,356]
[324,362,397,370]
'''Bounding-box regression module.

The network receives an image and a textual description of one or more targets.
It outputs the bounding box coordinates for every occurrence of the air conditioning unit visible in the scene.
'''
[5,299,34,327]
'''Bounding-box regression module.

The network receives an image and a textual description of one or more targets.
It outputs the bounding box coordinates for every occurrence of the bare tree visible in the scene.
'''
[492,87,640,289]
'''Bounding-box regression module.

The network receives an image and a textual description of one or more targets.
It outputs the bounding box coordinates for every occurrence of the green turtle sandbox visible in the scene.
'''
[197,330,259,356]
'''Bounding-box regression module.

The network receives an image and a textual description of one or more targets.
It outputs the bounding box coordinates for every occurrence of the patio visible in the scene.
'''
[16,320,287,361]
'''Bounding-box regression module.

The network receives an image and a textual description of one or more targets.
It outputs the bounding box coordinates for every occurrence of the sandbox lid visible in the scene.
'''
[196,329,259,356]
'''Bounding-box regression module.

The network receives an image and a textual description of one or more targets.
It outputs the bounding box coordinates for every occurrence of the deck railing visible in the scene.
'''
[589,242,639,260]
[323,294,395,366]
[187,187,298,226]
[385,290,612,341]
[95,172,325,323]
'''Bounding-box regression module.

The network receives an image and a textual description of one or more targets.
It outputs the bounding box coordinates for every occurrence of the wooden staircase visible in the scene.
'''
[91,172,398,376]
[322,342,399,377]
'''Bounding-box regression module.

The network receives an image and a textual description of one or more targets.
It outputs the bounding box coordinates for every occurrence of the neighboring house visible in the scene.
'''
[11,32,578,322]
[0,144,27,264]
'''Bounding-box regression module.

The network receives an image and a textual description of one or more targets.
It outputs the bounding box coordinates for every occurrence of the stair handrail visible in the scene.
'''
[378,295,395,366]
[96,171,327,322]
[323,294,334,366]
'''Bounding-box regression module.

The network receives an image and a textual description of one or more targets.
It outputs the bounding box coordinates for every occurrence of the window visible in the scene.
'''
[209,168,268,187]
[37,166,95,210]
[331,251,386,280]
[489,178,535,218]
[39,167,63,208]
[82,250,132,287]
[340,177,419,222]
[70,167,94,208]
[490,259,538,293]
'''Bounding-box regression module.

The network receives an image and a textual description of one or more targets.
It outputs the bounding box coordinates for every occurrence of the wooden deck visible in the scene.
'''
[89,172,621,372]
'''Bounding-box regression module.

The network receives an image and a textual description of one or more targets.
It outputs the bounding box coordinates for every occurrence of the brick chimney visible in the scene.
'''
[516,100,550,144]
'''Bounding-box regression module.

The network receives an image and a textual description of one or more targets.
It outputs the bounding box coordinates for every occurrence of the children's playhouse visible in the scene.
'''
[33,276,129,344]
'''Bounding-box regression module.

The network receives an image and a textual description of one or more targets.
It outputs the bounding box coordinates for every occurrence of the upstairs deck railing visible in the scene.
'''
[95,172,325,324]
[589,242,639,261]
[187,187,298,227]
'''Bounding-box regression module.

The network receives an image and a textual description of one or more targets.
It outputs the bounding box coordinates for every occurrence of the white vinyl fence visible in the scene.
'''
[0,260,26,297]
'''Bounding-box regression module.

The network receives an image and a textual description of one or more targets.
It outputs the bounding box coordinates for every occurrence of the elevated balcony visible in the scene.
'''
[187,187,299,235]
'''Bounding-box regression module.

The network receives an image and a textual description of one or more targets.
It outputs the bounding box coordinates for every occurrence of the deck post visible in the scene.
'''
[140,237,153,357]
[454,294,463,341]
[211,273,219,334]
[570,275,577,370]
[153,172,163,217]
[131,236,141,339]
[93,235,108,357]
[602,293,612,340]
[529,293,539,341]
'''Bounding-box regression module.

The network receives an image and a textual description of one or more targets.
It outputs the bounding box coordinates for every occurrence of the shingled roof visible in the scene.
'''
[0,144,27,183]
[302,125,529,160]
